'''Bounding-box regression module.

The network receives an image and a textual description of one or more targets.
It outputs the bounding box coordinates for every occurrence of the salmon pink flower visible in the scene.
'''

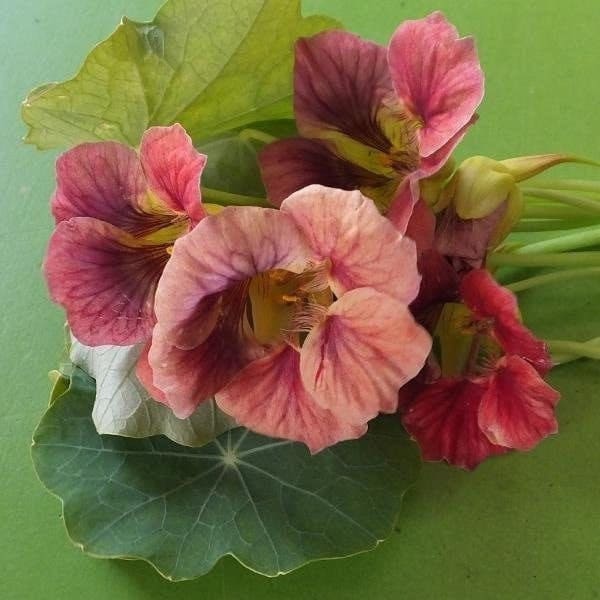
[43,124,207,346]
[402,269,559,469]
[141,185,431,453]
[260,12,483,222]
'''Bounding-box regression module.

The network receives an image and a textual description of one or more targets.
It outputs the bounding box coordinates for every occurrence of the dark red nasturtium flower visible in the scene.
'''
[401,269,560,470]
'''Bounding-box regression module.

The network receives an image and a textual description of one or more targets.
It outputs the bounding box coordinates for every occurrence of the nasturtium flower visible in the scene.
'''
[402,269,559,470]
[44,124,206,346]
[140,185,431,453]
[260,12,483,226]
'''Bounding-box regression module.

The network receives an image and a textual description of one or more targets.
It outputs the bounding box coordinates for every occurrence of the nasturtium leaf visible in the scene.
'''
[70,341,236,447]
[32,370,420,580]
[199,136,266,198]
[22,0,340,150]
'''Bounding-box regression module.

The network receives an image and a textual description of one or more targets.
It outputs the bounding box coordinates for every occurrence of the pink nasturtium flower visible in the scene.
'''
[260,12,484,228]
[139,185,432,453]
[43,124,207,346]
[402,269,559,470]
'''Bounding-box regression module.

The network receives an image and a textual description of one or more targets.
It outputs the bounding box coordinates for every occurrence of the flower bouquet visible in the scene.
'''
[25,0,600,581]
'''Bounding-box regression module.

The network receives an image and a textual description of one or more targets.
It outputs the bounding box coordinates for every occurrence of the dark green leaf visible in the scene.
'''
[32,368,420,580]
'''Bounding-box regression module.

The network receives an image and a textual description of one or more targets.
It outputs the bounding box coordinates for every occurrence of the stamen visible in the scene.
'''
[287,301,328,334]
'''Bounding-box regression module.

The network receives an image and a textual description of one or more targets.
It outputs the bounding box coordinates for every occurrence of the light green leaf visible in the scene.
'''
[22,0,339,149]
[31,369,420,580]
[70,339,236,447]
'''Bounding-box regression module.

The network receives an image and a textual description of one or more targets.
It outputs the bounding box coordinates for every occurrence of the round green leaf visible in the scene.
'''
[32,368,420,580]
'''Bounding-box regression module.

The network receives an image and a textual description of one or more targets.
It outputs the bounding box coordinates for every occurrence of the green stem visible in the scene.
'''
[202,187,271,208]
[514,219,600,232]
[238,128,278,145]
[526,179,600,194]
[513,225,600,254]
[506,267,600,292]
[521,203,595,219]
[550,337,600,365]
[521,188,600,214]
[488,251,600,268]
[548,339,600,361]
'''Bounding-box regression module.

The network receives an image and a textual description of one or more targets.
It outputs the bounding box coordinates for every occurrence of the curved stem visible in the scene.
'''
[488,251,600,268]
[506,267,600,292]
[238,128,278,145]
[202,187,271,208]
[513,225,600,254]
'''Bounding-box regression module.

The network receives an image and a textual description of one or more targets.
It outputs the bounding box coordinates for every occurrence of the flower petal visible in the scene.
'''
[479,356,560,451]
[153,206,312,344]
[147,207,313,415]
[217,345,365,453]
[460,269,552,373]
[44,217,168,345]
[281,185,420,304]
[259,138,391,207]
[301,287,431,426]
[388,12,484,157]
[402,378,507,470]
[295,30,392,144]
[139,124,207,224]
[147,317,258,419]
[52,141,147,229]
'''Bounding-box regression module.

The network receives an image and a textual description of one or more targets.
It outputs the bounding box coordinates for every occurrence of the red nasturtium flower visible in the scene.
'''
[43,124,207,345]
[138,185,431,452]
[402,269,559,470]
[260,12,484,229]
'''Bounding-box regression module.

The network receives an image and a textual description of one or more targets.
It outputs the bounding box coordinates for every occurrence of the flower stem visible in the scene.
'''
[514,219,600,232]
[202,187,271,208]
[521,203,595,219]
[521,188,600,214]
[506,267,600,292]
[488,251,600,268]
[526,179,600,194]
[238,128,278,145]
[513,225,600,254]
[548,339,600,362]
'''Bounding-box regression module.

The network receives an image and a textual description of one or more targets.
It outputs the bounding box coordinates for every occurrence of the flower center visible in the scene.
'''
[434,302,503,377]
[246,263,332,347]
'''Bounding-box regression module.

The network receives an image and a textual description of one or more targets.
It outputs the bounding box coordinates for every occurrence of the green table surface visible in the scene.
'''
[2,1,600,598]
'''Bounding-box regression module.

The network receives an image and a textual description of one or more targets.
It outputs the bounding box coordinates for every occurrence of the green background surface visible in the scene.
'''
[2,1,600,598]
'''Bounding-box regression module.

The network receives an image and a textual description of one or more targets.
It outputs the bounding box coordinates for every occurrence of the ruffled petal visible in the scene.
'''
[460,269,552,373]
[148,207,313,415]
[259,138,392,207]
[217,345,365,453]
[44,217,168,345]
[300,287,431,426]
[153,206,312,344]
[479,356,560,450]
[281,185,420,304]
[295,30,393,144]
[139,124,206,224]
[388,12,484,157]
[51,141,147,229]
[402,378,507,470]
[147,316,258,419]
